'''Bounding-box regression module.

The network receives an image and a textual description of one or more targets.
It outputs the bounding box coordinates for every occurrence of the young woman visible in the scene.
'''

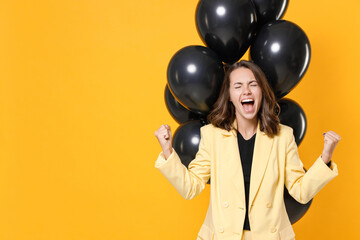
[154,60,340,240]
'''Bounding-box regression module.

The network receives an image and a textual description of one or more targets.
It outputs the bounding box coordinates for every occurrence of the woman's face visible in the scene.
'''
[229,67,263,122]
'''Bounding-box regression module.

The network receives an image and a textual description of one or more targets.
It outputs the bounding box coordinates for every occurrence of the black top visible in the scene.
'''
[236,131,332,231]
[237,131,256,230]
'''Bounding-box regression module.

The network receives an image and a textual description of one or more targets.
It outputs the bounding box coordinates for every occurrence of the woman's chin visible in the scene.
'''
[237,112,258,122]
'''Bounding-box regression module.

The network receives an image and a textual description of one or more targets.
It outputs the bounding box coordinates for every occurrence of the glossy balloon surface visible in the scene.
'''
[250,20,311,98]
[278,98,307,145]
[251,0,288,27]
[167,45,224,115]
[196,0,257,63]
[172,121,204,168]
[164,85,206,124]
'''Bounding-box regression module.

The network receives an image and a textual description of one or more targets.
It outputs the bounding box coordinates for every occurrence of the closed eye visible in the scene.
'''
[249,80,257,86]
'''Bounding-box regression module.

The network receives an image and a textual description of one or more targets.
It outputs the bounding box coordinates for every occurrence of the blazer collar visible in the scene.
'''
[218,120,268,137]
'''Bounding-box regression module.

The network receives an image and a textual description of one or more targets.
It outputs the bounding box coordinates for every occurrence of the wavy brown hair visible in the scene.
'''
[208,60,280,137]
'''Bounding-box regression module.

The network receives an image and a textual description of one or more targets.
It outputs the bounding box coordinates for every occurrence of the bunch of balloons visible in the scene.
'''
[164,0,310,223]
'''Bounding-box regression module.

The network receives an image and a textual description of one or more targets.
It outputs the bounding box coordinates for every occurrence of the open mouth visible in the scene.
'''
[241,99,255,113]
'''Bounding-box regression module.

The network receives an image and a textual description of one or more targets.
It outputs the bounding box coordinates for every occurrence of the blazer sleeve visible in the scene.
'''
[284,128,339,204]
[154,126,211,200]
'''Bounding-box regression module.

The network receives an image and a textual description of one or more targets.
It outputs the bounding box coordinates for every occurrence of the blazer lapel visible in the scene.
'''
[219,127,246,205]
[218,121,274,209]
[249,123,274,210]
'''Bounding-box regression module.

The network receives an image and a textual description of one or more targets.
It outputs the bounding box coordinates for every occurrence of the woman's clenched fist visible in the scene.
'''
[321,131,341,164]
[155,124,173,159]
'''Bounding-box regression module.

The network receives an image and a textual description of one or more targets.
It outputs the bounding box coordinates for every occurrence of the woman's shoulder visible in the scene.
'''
[278,123,295,138]
[200,123,217,134]
[201,123,233,136]
[201,123,216,130]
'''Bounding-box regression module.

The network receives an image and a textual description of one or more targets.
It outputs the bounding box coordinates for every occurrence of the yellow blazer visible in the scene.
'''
[155,123,338,240]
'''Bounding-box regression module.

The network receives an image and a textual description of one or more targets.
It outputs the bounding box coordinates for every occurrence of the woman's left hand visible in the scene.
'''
[321,131,341,164]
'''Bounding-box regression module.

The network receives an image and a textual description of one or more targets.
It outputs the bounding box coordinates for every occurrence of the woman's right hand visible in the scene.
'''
[155,124,173,159]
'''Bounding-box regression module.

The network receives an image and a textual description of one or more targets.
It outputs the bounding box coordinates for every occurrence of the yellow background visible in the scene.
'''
[0,0,359,239]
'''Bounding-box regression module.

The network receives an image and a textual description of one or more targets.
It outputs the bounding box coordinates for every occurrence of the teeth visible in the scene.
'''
[241,99,254,103]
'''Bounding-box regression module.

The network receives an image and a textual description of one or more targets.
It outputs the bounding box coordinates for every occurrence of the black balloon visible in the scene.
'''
[164,85,206,124]
[196,0,258,63]
[250,20,311,98]
[278,98,307,145]
[167,46,224,115]
[284,179,313,224]
[172,121,205,168]
[251,0,289,27]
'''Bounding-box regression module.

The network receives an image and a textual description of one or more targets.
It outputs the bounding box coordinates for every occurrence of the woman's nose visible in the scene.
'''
[242,86,251,94]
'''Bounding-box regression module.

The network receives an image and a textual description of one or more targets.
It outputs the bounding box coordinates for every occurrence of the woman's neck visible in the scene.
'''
[236,117,258,140]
